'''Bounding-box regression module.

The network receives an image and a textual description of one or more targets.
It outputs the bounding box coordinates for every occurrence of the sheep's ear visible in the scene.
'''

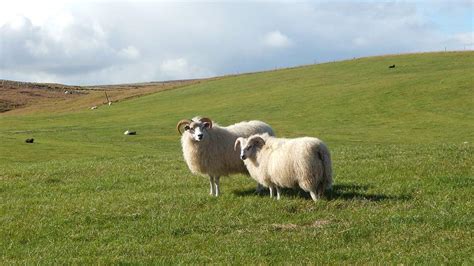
[253,137,265,147]
[234,138,243,151]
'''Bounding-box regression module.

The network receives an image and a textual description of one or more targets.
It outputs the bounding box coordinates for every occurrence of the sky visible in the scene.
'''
[0,0,472,85]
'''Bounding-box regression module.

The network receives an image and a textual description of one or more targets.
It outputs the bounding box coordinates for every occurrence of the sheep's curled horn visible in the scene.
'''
[199,117,213,129]
[234,137,243,151]
[177,119,192,135]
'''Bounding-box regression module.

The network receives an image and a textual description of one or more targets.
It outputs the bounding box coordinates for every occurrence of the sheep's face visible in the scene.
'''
[177,117,213,142]
[234,136,265,160]
[187,121,211,142]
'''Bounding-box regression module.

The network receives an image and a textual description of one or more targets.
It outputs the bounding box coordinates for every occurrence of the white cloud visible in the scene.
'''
[353,37,368,47]
[159,58,214,80]
[262,31,292,48]
[0,1,472,85]
[0,14,139,79]
[119,46,141,60]
[453,32,474,46]
[160,58,188,74]
[5,15,30,30]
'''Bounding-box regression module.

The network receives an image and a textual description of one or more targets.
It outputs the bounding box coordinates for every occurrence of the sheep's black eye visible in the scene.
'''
[203,122,210,128]
[184,126,190,131]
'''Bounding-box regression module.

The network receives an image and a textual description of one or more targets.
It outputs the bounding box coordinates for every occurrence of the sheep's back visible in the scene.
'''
[225,120,275,137]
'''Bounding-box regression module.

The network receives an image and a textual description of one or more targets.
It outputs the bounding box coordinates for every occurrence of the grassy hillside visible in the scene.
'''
[0,51,473,264]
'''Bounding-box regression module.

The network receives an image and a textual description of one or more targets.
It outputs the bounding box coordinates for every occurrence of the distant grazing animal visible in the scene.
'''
[177,117,275,196]
[25,138,34,143]
[389,64,396,68]
[124,130,137,135]
[235,133,333,201]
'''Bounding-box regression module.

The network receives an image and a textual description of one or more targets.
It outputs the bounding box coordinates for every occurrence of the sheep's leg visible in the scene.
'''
[316,181,325,198]
[269,186,275,198]
[309,190,319,202]
[209,176,215,196]
[214,176,220,197]
[325,181,333,192]
[255,183,264,194]
[276,187,281,200]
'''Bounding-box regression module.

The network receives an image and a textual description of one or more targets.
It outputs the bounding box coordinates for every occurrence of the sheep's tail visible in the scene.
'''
[319,144,333,191]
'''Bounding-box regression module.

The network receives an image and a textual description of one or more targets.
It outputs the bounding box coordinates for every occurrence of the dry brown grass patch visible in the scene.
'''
[0,79,208,115]
[271,220,331,231]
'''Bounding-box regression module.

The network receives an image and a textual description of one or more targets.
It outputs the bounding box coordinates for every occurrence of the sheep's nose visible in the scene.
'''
[240,154,246,160]
[197,134,203,139]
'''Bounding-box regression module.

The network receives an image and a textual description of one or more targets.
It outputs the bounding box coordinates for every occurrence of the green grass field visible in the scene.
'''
[1,51,473,264]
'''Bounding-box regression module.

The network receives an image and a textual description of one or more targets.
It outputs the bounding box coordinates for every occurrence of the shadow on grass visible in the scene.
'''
[233,183,411,202]
[327,183,411,201]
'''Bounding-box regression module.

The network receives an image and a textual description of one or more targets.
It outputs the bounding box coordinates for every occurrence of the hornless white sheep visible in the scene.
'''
[234,133,333,201]
[177,117,275,196]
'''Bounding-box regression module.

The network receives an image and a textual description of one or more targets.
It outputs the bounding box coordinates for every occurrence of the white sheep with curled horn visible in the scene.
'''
[234,133,333,201]
[177,116,275,196]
